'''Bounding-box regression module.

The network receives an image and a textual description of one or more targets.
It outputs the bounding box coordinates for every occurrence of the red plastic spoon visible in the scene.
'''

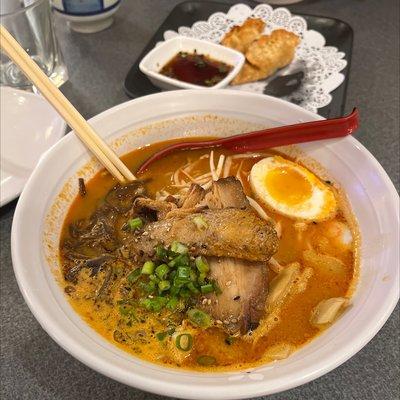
[137,108,359,174]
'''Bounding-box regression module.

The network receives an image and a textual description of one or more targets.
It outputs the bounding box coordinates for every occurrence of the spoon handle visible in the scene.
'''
[219,108,359,151]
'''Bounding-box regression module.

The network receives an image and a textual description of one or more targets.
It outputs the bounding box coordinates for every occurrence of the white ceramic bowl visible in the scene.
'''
[11,91,399,399]
[139,37,245,90]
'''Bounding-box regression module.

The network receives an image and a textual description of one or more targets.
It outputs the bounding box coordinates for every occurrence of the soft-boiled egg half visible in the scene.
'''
[250,156,337,221]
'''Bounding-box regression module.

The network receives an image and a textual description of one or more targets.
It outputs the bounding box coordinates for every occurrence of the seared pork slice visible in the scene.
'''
[128,208,278,262]
[200,257,268,335]
[164,206,207,220]
[164,184,206,219]
[181,184,205,209]
[134,197,176,220]
[205,177,249,210]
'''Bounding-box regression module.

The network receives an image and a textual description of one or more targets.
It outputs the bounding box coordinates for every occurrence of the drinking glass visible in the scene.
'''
[0,0,68,90]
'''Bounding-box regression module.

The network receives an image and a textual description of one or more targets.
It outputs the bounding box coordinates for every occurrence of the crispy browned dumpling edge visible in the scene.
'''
[221,19,301,85]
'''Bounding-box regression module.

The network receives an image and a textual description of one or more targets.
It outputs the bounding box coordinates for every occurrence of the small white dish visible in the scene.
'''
[0,87,66,207]
[139,36,245,90]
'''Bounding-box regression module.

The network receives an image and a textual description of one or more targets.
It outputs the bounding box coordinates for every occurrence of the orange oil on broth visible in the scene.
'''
[60,138,359,371]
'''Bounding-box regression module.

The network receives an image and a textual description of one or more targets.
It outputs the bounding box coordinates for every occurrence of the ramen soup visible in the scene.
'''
[60,140,359,371]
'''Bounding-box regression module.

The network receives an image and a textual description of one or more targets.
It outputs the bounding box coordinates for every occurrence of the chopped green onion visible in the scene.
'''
[187,282,200,294]
[140,296,167,312]
[140,298,152,310]
[192,215,208,230]
[187,308,213,328]
[173,276,190,289]
[154,296,168,311]
[155,263,169,279]
[166,296,179,310]
[141,261,155,275]
[176,266,190,279]
[139,280,156,293]
[156,327,175,341]
[179,287,191,299]
[170,284,180,297]
[156,331,168,341]
[149,274,160,283]
[124,241,216,313]
[198,272,207,284]
[168,254,189,268]
[200,283,214,294]
[158,280,171,292]
[195,256,209,273]
[197,355,216,366]
[175,334,193,351]
[127,268,141,283]
[127,217,143,230]
[167,296,185,311]
[189,269,197,282]
[170,241,188,254]
[155,245,168,260]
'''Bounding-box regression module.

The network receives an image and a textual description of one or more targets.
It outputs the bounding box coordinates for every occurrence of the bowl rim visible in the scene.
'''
[139,36,245,89]
[11,90,399,399]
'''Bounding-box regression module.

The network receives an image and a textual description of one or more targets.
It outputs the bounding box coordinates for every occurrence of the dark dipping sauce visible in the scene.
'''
[159,51,233,87]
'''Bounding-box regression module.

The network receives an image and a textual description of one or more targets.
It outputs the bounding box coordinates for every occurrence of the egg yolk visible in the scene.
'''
[265,166,312,206]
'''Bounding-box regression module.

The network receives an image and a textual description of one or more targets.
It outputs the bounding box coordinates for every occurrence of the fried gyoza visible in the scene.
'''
[246,29,300,71]
[230,29,300,85]
[231,62,267,85]
[221,18,265,53]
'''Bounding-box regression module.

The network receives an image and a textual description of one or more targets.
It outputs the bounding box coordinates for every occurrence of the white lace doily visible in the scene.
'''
[163,3,347,114]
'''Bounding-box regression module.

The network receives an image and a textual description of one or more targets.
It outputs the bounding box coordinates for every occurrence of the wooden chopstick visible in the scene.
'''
[0,25,136,184]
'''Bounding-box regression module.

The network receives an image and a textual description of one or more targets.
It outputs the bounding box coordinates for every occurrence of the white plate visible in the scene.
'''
[11,90,399,399]
[0,87,66,207]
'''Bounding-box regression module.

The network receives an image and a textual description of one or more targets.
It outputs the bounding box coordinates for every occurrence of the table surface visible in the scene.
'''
[1,0,399,399]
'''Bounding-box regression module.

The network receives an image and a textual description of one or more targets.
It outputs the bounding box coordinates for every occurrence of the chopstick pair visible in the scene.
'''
[0,25,136,184]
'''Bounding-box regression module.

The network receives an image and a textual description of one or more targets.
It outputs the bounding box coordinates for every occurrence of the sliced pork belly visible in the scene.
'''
[134,197,176,220]
[204,176,249,210]
[200,257,268,335]
[128,208,278,262]
[181,183,205,209]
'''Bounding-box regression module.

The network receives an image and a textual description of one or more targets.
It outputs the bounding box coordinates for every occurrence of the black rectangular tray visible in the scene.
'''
[124,0,353,118]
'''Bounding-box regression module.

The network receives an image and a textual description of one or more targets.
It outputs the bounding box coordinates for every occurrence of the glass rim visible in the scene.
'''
[0,0,48,18]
